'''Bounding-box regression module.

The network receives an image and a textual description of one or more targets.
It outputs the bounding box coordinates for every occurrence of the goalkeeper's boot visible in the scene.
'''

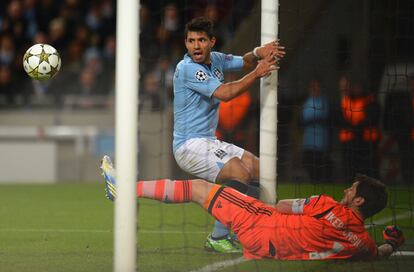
[204,234,242,253]
[100,155,117,201]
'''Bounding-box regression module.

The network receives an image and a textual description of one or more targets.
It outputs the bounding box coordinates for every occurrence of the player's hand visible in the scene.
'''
[254,51,279,78]
[256,40,285,60]
[383,225,405,251]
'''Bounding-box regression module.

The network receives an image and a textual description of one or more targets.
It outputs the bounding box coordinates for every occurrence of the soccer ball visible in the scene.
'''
[23,43,61,80]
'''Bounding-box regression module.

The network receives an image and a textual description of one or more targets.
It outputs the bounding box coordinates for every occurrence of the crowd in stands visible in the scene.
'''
[0,0,253,108]
[298,73,414,184]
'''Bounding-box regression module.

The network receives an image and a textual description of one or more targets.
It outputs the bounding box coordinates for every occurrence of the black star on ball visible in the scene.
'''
[195,70,207,81]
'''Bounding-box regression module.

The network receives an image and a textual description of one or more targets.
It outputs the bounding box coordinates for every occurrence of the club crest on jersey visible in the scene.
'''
[213,68,224,80]
[195,70,208,81]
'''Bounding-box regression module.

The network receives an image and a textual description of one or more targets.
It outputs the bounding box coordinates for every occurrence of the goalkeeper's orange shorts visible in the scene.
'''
[204,186,277,259]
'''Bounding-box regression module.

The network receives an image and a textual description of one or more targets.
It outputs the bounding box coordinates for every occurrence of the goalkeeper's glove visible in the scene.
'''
[383,225,405,251]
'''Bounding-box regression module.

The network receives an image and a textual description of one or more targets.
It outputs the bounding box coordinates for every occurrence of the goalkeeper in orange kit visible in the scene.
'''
[101,155,405,260]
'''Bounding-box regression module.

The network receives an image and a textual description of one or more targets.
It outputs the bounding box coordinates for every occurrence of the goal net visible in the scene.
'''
[133,0,413,271]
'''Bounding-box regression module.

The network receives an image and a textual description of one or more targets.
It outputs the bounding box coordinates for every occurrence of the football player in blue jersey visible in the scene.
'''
[172,17,285,253]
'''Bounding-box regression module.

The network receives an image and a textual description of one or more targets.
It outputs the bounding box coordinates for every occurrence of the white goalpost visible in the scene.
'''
[114,0,139,271]
[260,0,279,205]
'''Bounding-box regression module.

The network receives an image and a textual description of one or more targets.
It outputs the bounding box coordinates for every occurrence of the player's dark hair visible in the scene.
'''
[354,174,388,219]
[184,17,215,39]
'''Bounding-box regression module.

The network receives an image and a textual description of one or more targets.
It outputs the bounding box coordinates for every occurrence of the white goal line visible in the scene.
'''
[365,210,413,228]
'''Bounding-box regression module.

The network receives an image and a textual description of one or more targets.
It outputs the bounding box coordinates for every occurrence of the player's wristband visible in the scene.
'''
[252,47,261,59]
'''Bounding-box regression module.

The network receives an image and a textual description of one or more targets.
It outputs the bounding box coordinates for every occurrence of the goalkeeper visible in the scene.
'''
[101,156,404,260]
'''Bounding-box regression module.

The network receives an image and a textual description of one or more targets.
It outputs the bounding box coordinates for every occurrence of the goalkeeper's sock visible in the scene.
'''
[137,179,192,203]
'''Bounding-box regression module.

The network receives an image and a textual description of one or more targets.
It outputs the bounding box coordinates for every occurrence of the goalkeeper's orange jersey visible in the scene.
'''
[268,194,378,260]
[208,187,378,260]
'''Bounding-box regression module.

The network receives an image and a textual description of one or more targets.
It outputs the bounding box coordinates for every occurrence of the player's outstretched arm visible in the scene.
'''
[377,225,405,259]
[213,51,279,101]
[274,199,307,214]
[243,40,285,69]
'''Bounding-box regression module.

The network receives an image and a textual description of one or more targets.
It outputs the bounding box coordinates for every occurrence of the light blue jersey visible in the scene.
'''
[173,52,244,152]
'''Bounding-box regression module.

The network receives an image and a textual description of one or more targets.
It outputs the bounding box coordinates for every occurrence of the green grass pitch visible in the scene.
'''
[0,182,412,272]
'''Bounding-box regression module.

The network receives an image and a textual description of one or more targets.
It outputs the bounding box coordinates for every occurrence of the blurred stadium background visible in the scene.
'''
[0,0,413,271]
[1,0,414,184]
